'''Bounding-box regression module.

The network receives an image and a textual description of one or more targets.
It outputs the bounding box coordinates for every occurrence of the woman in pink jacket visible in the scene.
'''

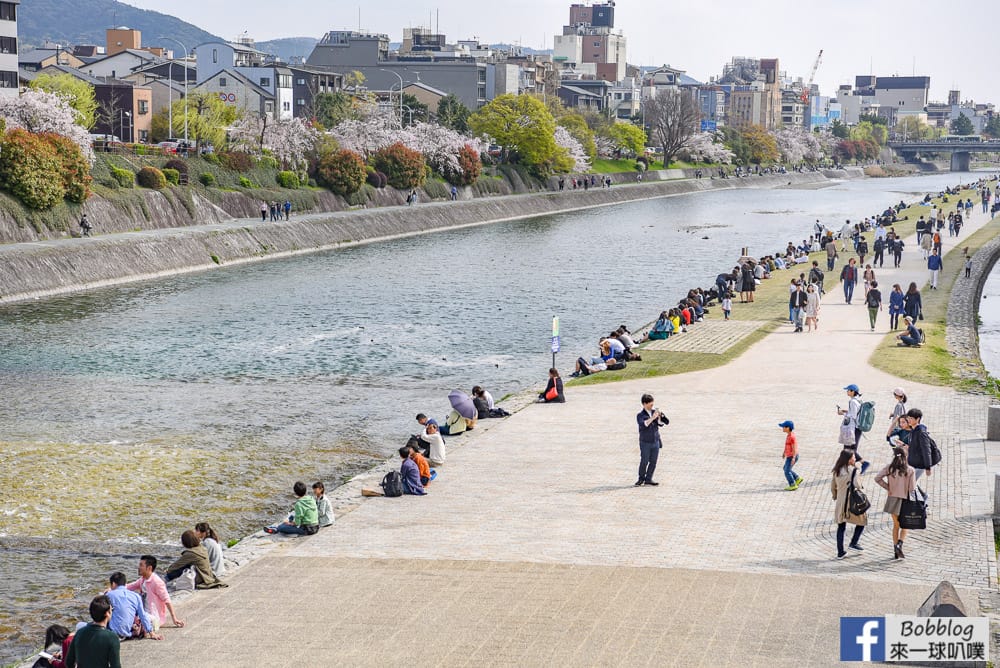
[874,448,916,559]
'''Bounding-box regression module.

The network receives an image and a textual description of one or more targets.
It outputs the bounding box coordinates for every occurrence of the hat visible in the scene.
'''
[904,315,914,322]
[843,384,861,394]
[893,387,906,397]
[778,420,794,430]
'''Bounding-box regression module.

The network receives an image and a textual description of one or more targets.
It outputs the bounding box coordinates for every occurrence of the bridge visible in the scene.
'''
[887,139,1000,171]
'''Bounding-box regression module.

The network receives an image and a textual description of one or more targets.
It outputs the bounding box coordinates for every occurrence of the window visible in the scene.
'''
[212,49,218,64]
[139,130,149,142]
[0,70,15,88]
[0,36,15,53]
[297,78,305,85]
[297,98,305,106]
[265,101,274,112]
[283,101,290,111]
[219,77,227,87]
[594,41,600,47]
[0,2,16,20]
[278,75,290,88]
[260,77,270,87]
[477,86,486,99]
[478,69,486,83]
[138,100,148,114]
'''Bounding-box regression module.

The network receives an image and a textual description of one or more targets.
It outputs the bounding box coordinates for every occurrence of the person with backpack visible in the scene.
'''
[831,448,867,559]
[894,408,936,484]
[398,446,426,495]
[896,316,923,347]
[808,261,825,296]
[865,280,882,331]
[837,384,871,474]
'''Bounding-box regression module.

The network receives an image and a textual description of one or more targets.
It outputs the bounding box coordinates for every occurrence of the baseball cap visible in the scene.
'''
[893,387,906,397]
[778,420,794,430]
[843,384,861,393]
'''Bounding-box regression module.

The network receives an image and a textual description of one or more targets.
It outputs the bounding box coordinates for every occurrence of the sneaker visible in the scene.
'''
[795,476,803,485]
[836,551,847,560]
[860,461,870,475]
[634,480,644,487]
[848,543,864,551]
[263,527,277,534]
[783,484,798,491]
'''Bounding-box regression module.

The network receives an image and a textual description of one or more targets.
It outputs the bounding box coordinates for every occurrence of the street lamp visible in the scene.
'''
[159,37,189,145]
[379,68,404,125]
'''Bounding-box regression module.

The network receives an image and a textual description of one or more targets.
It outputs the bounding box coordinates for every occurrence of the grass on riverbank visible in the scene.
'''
[869,191,998,390]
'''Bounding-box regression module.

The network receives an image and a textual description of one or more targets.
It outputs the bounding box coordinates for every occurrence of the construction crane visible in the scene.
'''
[800,49,824,104]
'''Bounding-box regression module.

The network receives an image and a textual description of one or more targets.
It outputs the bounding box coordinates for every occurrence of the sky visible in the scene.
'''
[123,0,997,105]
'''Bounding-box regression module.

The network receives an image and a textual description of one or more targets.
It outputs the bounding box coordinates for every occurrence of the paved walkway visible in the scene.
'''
[123,195,997,667]
[643,319,766,353]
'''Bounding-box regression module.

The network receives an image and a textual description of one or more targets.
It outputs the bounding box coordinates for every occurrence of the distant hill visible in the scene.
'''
[255,36,318,63]
[18,0,221,51]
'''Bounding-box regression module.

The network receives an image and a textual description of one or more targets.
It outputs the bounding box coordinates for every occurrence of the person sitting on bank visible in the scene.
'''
[399,446,426,495]
[265,481,320,536]
[312,481,335,527]
[104,571,161,641]
[421,421,447,465]
[648,311,674,340]
[194,523,224,578]
[164,530,228,588]
[538,367,565,402]
[126,556,185,632]
[440,408,474,436]
[472,387,491,419]
[896,316,922,347]
[64,596,120,668]
[408,443,436,486]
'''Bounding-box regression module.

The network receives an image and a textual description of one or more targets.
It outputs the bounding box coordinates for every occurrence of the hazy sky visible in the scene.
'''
[123,0,996,104]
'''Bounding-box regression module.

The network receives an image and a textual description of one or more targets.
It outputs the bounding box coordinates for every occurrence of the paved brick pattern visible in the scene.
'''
[642,319,766,353]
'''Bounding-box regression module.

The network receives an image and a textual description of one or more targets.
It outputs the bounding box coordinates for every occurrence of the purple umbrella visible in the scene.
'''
[448,390,477,420]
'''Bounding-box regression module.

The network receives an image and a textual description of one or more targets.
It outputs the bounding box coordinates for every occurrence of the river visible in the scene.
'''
[0,171,973,664]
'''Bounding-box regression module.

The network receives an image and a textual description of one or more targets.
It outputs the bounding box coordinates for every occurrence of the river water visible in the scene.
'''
[977,260,1000,379]
[0,171,971,663]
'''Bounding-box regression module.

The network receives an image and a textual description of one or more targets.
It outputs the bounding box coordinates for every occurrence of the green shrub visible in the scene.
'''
[239,176,253,188]
[137,166,167,189]
[259,155,279,170]
[219,151,255,172]
[317,149,367,197]
[372,142,426,190]
[46,132,92,202]
[163,158,189,175]
[423,179,448,199]
[98,177,119,190]
[276,170,300,189]
[162,168,180,185]
[0,128,65,209]
[110,166,135,188]
[202,152,220,165]
[199,172,216,186]
[134,144,147,156]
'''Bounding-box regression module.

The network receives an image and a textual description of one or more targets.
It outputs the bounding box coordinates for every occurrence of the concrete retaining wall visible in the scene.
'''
[947,216,1000,384]
[0,168,863,304]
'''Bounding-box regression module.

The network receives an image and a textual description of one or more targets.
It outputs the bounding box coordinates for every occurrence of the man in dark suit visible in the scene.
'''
[636,394,668,486]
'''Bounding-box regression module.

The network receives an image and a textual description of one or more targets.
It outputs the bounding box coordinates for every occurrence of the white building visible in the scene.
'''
[0,0,18,97]
[193,40,293,120]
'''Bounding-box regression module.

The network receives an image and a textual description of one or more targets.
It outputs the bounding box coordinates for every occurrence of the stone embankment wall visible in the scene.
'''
[0,168,862,304]
[947,223,1000,385]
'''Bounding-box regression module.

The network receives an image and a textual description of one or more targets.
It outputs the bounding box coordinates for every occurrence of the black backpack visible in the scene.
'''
[381,471,403,497]
[928,435,942,467]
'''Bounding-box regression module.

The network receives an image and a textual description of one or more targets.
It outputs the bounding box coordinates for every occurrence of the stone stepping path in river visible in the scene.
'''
[642,319,765,354]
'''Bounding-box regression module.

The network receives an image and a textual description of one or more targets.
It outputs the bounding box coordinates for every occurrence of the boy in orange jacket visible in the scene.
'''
[779,420,803,490]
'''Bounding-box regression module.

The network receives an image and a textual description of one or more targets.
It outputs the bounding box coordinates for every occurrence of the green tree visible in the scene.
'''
[604,122,647,156]
[740,124,779,164]
[951,112,974,136]
[894,116,927,142]
[29,72,97,129]
[985,116,1000,139]
[859,112,887,126]
[557,112,596,160]
[830,119,848,139]
[468,94,557,167]
[436,94,470,132]
[314,92,357,129]
[720,126,751,164]
[171,93,239,149]
[400,93,428,126]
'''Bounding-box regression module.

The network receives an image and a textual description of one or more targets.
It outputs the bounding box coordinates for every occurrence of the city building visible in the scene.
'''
[0,0,17,96]
[780,88,806,127]
[84,48,161,79]
[19,47,85,72]
[288,64,343,120]
[852,75,930,116]
[553,2,626,83]
[808,95,841,128]
[307,30,490,109]
[717,57,781,129]
[193,38,293,120]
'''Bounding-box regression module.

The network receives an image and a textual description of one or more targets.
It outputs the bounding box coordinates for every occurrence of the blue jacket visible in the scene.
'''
[888,291,904,314]
[400,458,426,495]
[928,254,943,271]
[637,409,667,446]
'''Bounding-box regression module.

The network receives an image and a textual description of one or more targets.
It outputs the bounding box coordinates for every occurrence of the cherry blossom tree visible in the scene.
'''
[228,115,320,170]
[0,90,94,162]
[554,126,590,172]
[682,131,734,164]
[774,127,825,165]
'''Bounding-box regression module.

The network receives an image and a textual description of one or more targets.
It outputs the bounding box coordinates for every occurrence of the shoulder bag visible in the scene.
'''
[898,487,927,530]
[847,469,871,516]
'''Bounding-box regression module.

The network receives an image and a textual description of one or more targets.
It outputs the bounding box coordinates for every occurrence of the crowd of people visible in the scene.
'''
[259,199,292,222]
[31,520,237,668]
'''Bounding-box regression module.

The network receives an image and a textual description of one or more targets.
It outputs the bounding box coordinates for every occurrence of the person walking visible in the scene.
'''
[872,236,885,268]
[886,387,908,441]
[862,265,875,297]
[259,201,268,222]
[840,258,858,305]
[80,214,93,237]
[892,236,904,268]
[920,230,933,260]
[888,283,905,330]
[808,261,825,296]
[805,283,821,332]
[635,394,668,487]
[903,282,922,322]
[831,448,867,559]
[283,200,291,221]
[895,408,934,485]
[837,384,869,473]
[825,236,838,271]
[779,420,802,490]
[856,236,869,267]
[874,448,916,559]
[789,281,808,332]
[865,280,882,331]
[927,249,943,289]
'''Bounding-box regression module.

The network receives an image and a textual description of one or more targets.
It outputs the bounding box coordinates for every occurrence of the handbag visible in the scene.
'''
[898,487,927,530]
[847,469,871,516]
[172,567,196,592]
[838,418,855,446]
[544,383,558,401]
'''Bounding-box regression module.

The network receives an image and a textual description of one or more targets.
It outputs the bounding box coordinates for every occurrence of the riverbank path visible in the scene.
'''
[123,198,999,667]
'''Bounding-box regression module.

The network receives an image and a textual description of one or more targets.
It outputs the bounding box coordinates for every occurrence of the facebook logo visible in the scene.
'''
[840,617,885,661]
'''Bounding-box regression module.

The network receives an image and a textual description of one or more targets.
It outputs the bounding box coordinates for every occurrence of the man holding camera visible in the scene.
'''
[636,394,669,487]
